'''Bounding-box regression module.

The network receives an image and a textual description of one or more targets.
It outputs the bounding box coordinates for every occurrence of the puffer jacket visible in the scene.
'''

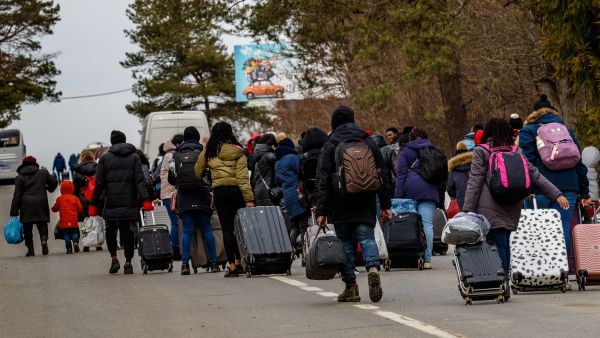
[275,148,306,220]
[160,140,177,200]
[395,139,440,203]
[72,160,98,219]
[446,151,473,209]
[582,146,600,200]
[519,108,589,198]
[10,164,58,224]
[250,144,277,205]
[51,180,83,229]
[195,143,254,202]
[370,133,397,191]
[463,145,562,231]
[171,140,212,215]
[91,143,150,221]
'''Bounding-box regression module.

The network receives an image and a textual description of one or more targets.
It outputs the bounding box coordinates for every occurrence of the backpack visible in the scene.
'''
[481,144,531,205]
[172,149,203,190]
[413,147,448,184]
[83,175,96,202]
[536,122,581,170]
[333,139,381,196]
[298,149,321,207]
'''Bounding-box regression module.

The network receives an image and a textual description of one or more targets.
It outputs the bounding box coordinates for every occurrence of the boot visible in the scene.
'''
[181,263,190,275]
[25,244,35,257]
[123,262,133,275]
[210,262,221,273]
[41,236,49,256]
[109,257,120,274]
[338,284,361,302]
[368,267,383,303]
[66,243,73,254]
[73,240,80,253]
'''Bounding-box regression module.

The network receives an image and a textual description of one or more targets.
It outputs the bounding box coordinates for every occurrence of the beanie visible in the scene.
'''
[331,106,355,131]
[183,126,200,142]
[277,137,295,149]
[533,94,555,111]
[22,156,37,165]
[275,132,287,144]
[509,113,524,130]
[110,130,126,145]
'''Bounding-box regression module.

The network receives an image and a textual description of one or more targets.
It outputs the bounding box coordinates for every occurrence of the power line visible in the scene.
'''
[60,88,132,100]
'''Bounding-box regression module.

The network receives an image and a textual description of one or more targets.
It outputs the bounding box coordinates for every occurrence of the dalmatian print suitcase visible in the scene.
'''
[510,203,569,293]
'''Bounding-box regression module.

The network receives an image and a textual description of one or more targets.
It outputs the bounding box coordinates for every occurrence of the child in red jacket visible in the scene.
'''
[52,180,83,254]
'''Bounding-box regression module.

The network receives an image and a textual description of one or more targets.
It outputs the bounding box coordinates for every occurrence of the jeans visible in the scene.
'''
[334,223,380,285]
[23,223,48,247]
[62,228,79,245]
[106,220,135,261]
[487,229,511,272]
[181,211,216,265]
[162,198,180,248]
[417,201,436,262]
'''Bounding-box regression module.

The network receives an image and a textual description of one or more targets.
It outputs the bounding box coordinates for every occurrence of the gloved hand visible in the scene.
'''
[88,206,97,217]
[142,200,154,212]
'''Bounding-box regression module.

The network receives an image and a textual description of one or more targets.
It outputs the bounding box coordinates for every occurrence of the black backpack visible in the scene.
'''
[299,149,321,182]
[413,147,448,184]
[172,149,203,191]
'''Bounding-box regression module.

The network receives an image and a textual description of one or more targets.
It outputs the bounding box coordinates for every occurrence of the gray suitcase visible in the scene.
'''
[190,212,228,273]
[433,208,449,255]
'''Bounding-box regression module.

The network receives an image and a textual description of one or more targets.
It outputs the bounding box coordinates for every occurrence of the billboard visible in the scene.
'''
[234,44,298,103]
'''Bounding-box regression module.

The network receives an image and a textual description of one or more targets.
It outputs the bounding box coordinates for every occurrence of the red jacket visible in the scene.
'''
[52,180,83,229]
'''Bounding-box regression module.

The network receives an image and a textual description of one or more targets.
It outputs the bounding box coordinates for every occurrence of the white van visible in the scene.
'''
[140,111,210,163]
[0,129,26,180]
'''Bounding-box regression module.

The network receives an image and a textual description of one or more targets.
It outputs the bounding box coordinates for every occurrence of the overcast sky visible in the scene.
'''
[11,0,250,168]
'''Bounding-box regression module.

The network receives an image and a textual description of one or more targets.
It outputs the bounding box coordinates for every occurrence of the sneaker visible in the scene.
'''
[124,263,133,275]
[109,258,121,274]
[73,242,80,253]
[338,284,361,302]
[235,264,245,275]
[224,268,239,278]
[41,238,49,256]
[83,247,90,252]
[423,262,432,270]
[181,264,191,275]
[25,245,35,257]
[368,269,383,303]
[210,263,221,273]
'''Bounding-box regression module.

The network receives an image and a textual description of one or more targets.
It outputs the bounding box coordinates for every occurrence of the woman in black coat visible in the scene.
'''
[10,156,58,256]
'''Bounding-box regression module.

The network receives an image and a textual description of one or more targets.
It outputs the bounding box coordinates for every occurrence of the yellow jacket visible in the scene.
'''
[195,143,254,202]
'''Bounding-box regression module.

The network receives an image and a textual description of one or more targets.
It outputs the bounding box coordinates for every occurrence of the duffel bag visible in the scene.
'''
[306,226,346,280]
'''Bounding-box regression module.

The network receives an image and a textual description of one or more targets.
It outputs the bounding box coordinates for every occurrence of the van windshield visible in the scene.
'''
[0,131,20,148]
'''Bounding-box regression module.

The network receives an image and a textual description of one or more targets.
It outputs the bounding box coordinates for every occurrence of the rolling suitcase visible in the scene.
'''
[139,210,173,274]
[234,206,294,277]
[454,241,507,304]
[433,208,449,255]
[573,205,600,291]
[190,212,228,273]
[382,212,426,270]
[510,198,568,293]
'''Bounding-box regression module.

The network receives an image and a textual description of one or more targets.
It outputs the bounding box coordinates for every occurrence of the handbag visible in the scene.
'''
[306,225,346,280]
[256,167,283,201]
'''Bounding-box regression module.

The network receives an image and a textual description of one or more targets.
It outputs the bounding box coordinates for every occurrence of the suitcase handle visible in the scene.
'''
[139,209,156,227]
[526,195,538,210]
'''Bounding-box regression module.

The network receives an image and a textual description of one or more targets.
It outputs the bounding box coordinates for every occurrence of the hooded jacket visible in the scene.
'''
[446,152,473,209]
[250,143,277,205]
[195,143,254,202]
[52,181,83,229]
[582,146,600,200]
[519,108,589,198]
[91,143,149,220]
[275,142,306,219]
[53,154,66,172]
[72,160,98,219]
[170,140,212,215]
[316,123,392,225]
[160,140,178,200]
[370,133,397,191]
[395,139,440,203]
[10,164,58,224]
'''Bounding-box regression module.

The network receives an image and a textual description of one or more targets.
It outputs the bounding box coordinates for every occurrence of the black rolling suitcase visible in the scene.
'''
[383,212,426,269]
[139,210,173,274]
[453,241,506,305]
[234,206,294,277]
[433,208,449,255]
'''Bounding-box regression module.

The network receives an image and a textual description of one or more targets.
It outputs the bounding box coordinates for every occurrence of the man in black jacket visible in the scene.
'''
[316,106,392,303]
[90,130,152,274]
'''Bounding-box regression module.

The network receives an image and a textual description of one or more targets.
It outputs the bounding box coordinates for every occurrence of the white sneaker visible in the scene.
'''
[423,262,432,270]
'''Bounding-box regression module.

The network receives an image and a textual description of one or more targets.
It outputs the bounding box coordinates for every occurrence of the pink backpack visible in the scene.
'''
[480,144,531,205]
[536,122,581,170]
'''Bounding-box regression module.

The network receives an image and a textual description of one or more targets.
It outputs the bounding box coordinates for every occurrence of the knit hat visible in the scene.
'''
[533,94,555,111]
[183,126,200,142]
[331,106,355,131]
[277,137,295,149]
[110,130,126,145]
[275,132,287,144]
[509,113,523,130]
[22,156,37,165]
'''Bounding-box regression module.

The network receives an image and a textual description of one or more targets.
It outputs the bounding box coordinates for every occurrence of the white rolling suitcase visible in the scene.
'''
[510,198,569,293]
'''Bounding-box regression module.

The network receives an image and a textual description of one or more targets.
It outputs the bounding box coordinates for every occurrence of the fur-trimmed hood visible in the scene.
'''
[448,151,473,172]
[524,108,561,125]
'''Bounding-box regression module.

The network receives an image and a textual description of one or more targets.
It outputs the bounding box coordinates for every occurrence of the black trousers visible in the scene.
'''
[106,220,135,261]
[23,223,48,247]
[213,186,246,264]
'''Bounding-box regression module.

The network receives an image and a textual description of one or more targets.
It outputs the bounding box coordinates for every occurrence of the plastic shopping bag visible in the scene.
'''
[374,220,388,259]
[442,212,491,245]
[81,216,106,247]
[391,198,417,215]
[4,217,24,244]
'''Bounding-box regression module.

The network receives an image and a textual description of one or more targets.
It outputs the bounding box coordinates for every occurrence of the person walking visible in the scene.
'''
[316,106,392,303]
[89,130,153,274]
[53,152,67,182]
[68,153,78,179]
[51,180,83,254]
[10,156,58,256]
[447,141,472,210]
[160,135,184,259]
[298,127,328,208]
[370,132,397,193]
[249,134,278,206]
[195,122,254,278]
[72,150,102,252]
[168,126,219,275]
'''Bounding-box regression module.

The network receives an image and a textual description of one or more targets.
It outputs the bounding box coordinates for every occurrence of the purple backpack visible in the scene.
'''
[536,122,581,170]
[480,144,531,205]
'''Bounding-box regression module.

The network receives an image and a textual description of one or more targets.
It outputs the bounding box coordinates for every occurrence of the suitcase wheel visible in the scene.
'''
[418,257,424,270]
[464,296,472,305]
[560,286,566,293]
[142,263,148,275]
[511,285,518,295]
[168,262,173,273]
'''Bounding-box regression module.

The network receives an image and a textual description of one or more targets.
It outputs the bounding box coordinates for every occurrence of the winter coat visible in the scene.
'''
[51,181,83,229]
[91,143,150,221]
[169,141,212,215]
[53,154,66,172]
[463,146,562,231]
[447,151,473,209]
[582,146,600,200]
[250,144,277,205]
[195,143,254,202]
[72,160,98,219]
[298,127,328,207]
[68,154,78,169]
[275,151,306,220]
[370,133,397,192]
[160,141,177,200]
[519,108,589,198]
[395,139,440,204]
[10,164,58,224]
[316,123,392,225]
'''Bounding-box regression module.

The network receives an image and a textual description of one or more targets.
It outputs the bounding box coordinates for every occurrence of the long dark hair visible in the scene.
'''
[205,121,242,160]
[481,118,514,148]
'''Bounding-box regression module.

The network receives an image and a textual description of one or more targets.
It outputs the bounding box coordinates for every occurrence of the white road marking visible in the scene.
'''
[271,276,464,338]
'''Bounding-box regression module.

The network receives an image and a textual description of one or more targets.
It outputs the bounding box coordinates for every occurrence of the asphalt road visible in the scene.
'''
[1,184,600,338]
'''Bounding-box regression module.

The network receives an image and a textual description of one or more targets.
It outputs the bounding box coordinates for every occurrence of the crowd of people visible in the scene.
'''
[8,93,599,303]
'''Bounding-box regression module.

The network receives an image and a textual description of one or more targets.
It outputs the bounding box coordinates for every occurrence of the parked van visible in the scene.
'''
[0,129,26,180]
[140,111,210,163]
